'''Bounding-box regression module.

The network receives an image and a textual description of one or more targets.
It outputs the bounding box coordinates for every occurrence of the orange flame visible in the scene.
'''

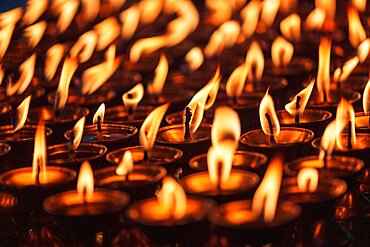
[285,78,315,117]
[226,63,248,99]
[347,7,366,48]
[260,0,280,27]
[245,41,264,83]
[138,0,163,25]
[357,38,370,63]
[45,44,65,81]
[55,57,78,110]
[13,95,31,132]
[297,168,319,193]
[271,36,294,66]
[32,121,47,184]
[259,89,280,137]
[140,103,170,151]
[0,8,22,28]
[6,53,36,96]
[279,0,297,13]
[22,0,48,26]
[0,64,4,85]
[77,161,94,202]
[207,144,234,190]
[187,68,220,134]
[315,0,335,20]
[93,103,105,125]
[252,155,283,223]
[78,0,100,24]
[147,54,168,96]
[204,21,241,57]
[333,56,359,83]
[55,0,79,33]
[0,25,15,60]
[129,36,167,63]
[122,83,144,110]
[205,0,233,26]
[70,31,98,63]
[240,1,261,38]
[157,176,187,220]
[185,47,204,72]
[94,17,121,51]
[352,0,367,12]
[116,151,134,177]
[73,117,85,150]
[280,14,301,42]
[317,37,332,103]
[336,99,356,150]
[305,8,326,30]
[120,5,140,40]
[81,44,121,95]
[363,79,370,113]
[319,121,337,160]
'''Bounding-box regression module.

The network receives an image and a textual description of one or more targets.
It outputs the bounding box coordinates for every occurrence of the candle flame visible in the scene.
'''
[140,103,170,151]
[363,79,370,113]
[55,57,78,110]
[77,161,94,202]
[259,89,280,137]
[70,31,98,63]
[245,41,264,83]
[357,39,370,63]
[317,37,332,103]
[32,121,47,184]
[240,1,261,38]
[6,53,36,96]
[94,17,121,51]
[260,0,280,28]
[280,13,301,42]
[93,103,105,125]
[73,116,85,150]
[285,78,315,117]
[0,8,22,59]
[45,44,65,81]
[138,0,163,25]
[78,0,100,24]
[204,21,241,57]
[122,83,144,110]
[185,47,204,72]
[81,44,121,95]
[319,121,337,161]
[120,5,140,40]
[305,8,326,30]
[129,36,167,63]
[22,0,48,26]
[315,0,335,20]
[252,155,283,223]
[279,0,297,13]
[0,64,4,85]
[271,36,294,67]
[205,0,233,26]
[336,98,356,150]
[348,7,366,48]
[157,176,187,220]
[55,0,79,33]
[147,53,168,96]
[212,106,240,148]
[352,0,367,12]
[333,56,359,83]
[187,68,220,134]
[207,144,234,190]
[13,95,32,132]
[116,151,134,176]
[297,168,319,193]
[226,63,248,99]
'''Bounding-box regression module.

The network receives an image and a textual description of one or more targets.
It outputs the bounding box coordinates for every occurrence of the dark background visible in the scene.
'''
[0,0,27,12]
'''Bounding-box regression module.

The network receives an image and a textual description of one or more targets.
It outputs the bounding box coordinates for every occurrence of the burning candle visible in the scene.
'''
[0,122,76,211]
[64,103,138,151]
[209,156,301,245]
[95,150,167,200]
[241,89,314,161]
[355,78,370,133]
[277,78,332,136]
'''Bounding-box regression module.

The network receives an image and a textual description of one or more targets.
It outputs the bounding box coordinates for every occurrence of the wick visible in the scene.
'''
[35,162,41,185]
[127,93,134,121]
[347,121,352,149]
[11,110,19,140]
[323,150,328,169]
[265,112,276,144]
[336,81,341,91]
[232,96,238,105]
[143,150,149,163]
[96,116,103,141]
[53,91,61,118]
[368,114,370,128]
[295,96,301,124]
[184,107,192,141]
[82,188,87,204]
[323,91,327,104]
[126,172,129,181]
[69,132,76,161]
[217,161,222,194]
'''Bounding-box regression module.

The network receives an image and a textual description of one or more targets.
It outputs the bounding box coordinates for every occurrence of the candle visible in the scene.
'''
[0,142,11,173]
[354,79,370,133]
[0,102,12,126]
[95,150,167,200]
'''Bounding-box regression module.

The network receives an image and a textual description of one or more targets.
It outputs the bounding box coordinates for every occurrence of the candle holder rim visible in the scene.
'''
[0,124,53,142]
[0,166,77,188]
[307,89,361,106]
[27,105,90,124]
[156,124,212,144]
[240,127,315,147]
[265,56,316,71]
[0,142,11,156]
[311,133,370,151]
[276,109,333,123]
